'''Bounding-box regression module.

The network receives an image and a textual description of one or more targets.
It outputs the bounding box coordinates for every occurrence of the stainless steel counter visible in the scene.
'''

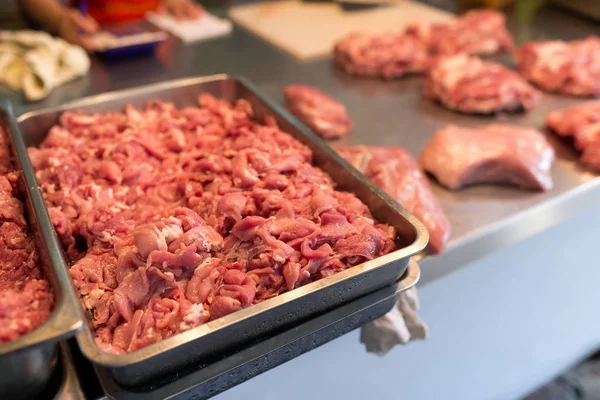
[2,3,599,285]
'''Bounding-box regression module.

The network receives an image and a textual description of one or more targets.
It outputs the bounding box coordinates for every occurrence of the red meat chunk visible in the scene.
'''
[546,101,600,172]
[338,146,450,255]
[406,10,513,56]
[334,32,429,79]
[424,54,541,114]
[284,84,352,139]
[30,95,396,354]
[515,36,600,97]
[546,101,600,150]
[0,127,54,345]
[0,280,54,343]
[420,124,555,191]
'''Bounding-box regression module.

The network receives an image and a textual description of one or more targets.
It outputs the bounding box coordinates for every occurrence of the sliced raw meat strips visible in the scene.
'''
[420,124,555,191]
[515,36,600,97]
[338,146,450,255]
[30,95,397,354]
[406,9,513,56]
[546,101,600,172]
[424,54,541,114]
[284,84,352,139]
[0,126,54,345]
[334,32,429,79]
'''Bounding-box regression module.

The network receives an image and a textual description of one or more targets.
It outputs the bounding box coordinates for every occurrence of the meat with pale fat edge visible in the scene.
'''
[337,146,450,255]
[420,124,555,191]
[0,127,54,344]
[515,36,600,97]
[334,32,429,79]
[546,101,600,171]
[406,9,513,57]
[284,84,352,139]
[29,95,396,354]
[424,54,541,114]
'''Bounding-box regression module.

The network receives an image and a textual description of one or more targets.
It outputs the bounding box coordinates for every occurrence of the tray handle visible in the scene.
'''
[395,259,420,295]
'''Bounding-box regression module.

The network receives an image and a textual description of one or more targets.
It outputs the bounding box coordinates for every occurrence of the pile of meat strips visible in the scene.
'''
[0,127,53,344]
[28,95,396,354]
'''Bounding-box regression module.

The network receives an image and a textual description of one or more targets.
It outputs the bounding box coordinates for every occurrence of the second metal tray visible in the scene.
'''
[15,74,428,387]
[0,101,83,399]
[86,261,420,400]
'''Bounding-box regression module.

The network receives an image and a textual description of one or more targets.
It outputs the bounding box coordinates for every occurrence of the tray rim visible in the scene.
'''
[16,74,428,367]
[0,99,83,357]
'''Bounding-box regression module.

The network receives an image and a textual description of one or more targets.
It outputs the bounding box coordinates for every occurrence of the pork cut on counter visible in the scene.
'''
[424,54,541,114]
[406,9,513,57]
[29,96,397,354]
[284,84,352,139]
[420,124,555,191]
[515,36,600,97]
[337,146,450,254]
[334,32,429,79]
[0,127,53,344]
[546,101,600,171]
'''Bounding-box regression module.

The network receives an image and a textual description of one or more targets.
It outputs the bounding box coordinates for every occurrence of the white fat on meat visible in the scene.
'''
[438,54,473,89]
[179,303,209,331]
[153,220,184,252]
[535,43,571,72]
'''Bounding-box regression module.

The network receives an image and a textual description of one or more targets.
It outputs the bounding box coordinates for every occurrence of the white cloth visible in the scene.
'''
[360,286,428,355]
[0,30,90,101]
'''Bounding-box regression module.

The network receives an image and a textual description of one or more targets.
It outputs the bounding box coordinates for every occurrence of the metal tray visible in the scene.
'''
[50,342,89,400]
[87,261,420,400]
[0,100,83,399]
[15,75,428,387]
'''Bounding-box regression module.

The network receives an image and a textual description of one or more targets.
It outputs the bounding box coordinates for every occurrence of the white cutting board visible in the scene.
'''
[228,0,454,61]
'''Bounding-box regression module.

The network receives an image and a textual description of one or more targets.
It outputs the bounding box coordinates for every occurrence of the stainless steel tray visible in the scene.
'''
[0,100,83,399]
[86,261,420,400]
[16,75,428,387]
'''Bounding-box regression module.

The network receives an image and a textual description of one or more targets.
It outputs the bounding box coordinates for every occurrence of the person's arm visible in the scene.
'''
[18,0,98,47]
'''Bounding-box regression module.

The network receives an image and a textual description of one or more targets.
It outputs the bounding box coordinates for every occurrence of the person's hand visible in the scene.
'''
[156,0,204,20]
[57,8,99,50]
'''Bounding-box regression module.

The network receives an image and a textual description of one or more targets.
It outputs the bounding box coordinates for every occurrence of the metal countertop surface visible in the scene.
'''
[2,2,599,284]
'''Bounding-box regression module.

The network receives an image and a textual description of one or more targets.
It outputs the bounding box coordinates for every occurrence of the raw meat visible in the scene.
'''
[546,100,600,150]
[30,95,396,354]
[0,126,54,345]
[424,54,541,114]
[337,146,450,254]
[515,36,600,97]
[284,84,352,139]
[406,10,513,56]
[546,101,600,171]
[420,124,555,191]
[334,32,429,79]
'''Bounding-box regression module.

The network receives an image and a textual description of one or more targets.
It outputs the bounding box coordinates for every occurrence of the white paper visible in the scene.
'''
[146,12,233,43]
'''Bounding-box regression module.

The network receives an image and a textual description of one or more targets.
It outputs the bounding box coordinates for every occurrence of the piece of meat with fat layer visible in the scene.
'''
[406,9,513,56]
[334,32,429,79]
[338,146,450,254]
[546,100,600,150]
[284,84,352,139]
[420,124,555,191]
[425,54,541,114]
[546,101,600,172]
[515,36,600,97]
